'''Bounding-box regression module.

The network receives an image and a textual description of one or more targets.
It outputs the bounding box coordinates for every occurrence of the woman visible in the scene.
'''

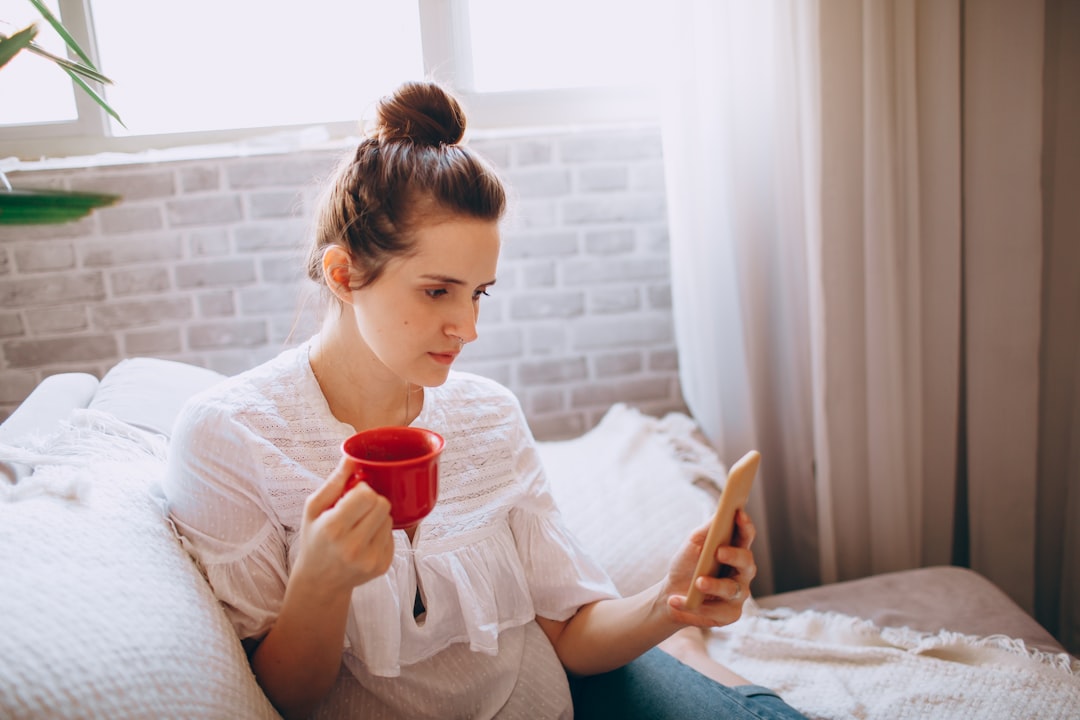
[163,80,805,720]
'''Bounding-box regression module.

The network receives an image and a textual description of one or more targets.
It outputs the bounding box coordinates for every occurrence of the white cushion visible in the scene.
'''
[0,411,281,720]
[88,358,226,437]
[537,403,727,596]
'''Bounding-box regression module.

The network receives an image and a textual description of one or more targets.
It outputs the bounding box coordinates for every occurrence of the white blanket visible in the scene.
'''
[707,599,1080,720]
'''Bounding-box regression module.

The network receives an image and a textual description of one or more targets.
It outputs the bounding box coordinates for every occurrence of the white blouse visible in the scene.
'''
[163,342,617,719]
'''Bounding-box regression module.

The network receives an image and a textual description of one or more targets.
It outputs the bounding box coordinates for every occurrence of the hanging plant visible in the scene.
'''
[0,0,122,224]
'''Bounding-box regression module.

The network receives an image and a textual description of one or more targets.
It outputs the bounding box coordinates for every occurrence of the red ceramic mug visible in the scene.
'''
[340,426,445,529]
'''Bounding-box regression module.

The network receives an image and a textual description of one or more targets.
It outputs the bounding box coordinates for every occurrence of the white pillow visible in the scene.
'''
[0,411,281,720]
[537,404,727,596]
[89,358,226,437]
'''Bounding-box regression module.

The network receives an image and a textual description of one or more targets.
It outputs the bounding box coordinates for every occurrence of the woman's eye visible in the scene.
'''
[425,288,448,299]
[473,288,491,300]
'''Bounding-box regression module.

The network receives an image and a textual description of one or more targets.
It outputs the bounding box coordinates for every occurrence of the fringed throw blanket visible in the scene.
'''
[707,600,1080,720]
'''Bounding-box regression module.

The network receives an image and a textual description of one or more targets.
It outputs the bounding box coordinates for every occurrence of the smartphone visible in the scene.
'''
[684,449,760,610]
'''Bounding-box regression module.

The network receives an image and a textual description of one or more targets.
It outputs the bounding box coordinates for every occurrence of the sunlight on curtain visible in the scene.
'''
[660,0,823,595]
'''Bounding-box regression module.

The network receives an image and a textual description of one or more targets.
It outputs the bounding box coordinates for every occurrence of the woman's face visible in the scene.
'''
[347,216,500,387]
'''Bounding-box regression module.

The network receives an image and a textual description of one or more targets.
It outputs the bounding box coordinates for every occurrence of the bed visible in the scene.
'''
[1,357,1076,719]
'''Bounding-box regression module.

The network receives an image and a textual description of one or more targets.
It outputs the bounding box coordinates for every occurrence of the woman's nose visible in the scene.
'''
[447,301,479,344]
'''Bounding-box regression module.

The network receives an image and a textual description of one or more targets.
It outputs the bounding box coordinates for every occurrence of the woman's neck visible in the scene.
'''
[308,321,422,431]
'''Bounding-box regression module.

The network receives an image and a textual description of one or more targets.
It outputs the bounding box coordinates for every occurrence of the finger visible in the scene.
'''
[715,545,756,582]
[336,481,392,531]
[694,574,747,603]
[305,456,358,521]
[733,509,756,549]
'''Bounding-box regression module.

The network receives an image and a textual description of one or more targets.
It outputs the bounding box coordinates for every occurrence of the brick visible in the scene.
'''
[81,235,183,267]
[239,287,304,315]
[504,169,570,198]
[97,205,164,234]
[527,387,565,414]
[14,242,75,272]
[559,133,663,163]
[595,351,643,377]
[0,370,38,403]
[0,248,10,275]
[584,229,635,255]
[0,215,93,241]
[188,229,231,257]
[501,232,578,259]
[509,292,584,320]
[3,334,118,367]
[647,284,673,309]
[70,171,175,200]
[468,141,511,169]
[225,156,338,189]
[110,266,171,296]
[578,166,629,192]
[124,327,183,355]
[261,254,308,283]
[574,377,673,410]
[571,316,673,350]
[528,412,586,442]
[180,166,221,193]
[0,312,23,337]
[527,325,567,355]
[187,320,268,349]
[589,287,641,314]
[520,261,556,288]
[507,200,557,229]
[198,291,236,317]
[518,357,588,386]
[166,195,243,227]
[515,141,553,166]
[92,298,192,329]
[235,221,308,252]
[563,258,668,285]
[249,191,304,219]
[0,272,105,308]
[25,305,88,333]
[630,162,667,192]
[175,259,256,289]
[649,349,680,372]
[452,360,513,387]
[269,309,318,344]
[462,326,523,360]
[562,195,666,224]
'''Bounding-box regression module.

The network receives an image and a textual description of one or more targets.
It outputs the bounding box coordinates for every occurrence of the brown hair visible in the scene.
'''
[307,81,506,292]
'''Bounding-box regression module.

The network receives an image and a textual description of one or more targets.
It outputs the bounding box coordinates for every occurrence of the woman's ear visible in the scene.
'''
[322,245,355,304]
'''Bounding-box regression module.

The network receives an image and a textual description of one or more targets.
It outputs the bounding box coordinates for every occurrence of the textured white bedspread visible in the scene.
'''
[707,599,1080,720]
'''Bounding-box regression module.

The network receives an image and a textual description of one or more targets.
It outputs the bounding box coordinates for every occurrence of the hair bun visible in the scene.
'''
[372,81,466,146]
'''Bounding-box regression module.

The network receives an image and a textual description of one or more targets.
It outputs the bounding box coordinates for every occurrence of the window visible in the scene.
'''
[0,0,661,160]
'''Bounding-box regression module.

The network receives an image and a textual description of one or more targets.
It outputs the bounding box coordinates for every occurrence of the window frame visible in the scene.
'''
[0,0,658,162]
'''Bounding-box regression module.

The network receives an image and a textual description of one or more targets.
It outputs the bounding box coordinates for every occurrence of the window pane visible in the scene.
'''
[467,0,656,92]
[90,0,425,136]
[0,0,79,126]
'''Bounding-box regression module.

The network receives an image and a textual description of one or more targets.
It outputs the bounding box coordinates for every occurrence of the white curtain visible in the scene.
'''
[661,0,1079,655]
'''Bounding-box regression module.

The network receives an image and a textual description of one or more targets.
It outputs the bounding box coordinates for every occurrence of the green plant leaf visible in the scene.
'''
[27,41,112,84]
[0,188,121,225]
[63,67,125,127]
[0,24,38,71]
[27,0,96,69]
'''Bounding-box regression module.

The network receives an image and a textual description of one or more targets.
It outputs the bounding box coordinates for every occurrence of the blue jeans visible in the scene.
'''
[568,647,807,720]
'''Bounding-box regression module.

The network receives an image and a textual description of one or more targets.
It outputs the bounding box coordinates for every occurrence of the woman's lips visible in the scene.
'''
[428,351,459,365]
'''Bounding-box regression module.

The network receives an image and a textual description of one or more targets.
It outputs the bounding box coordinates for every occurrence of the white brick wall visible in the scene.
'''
[0,125,686,439]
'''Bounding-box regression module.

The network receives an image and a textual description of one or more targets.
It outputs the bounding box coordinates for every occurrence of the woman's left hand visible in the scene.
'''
[661,509,757,628]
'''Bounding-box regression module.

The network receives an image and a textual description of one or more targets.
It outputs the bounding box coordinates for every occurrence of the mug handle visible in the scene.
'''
[330,468,365,508]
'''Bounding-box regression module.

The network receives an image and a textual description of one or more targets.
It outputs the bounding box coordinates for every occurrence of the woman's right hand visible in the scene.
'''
[292,456,395,595]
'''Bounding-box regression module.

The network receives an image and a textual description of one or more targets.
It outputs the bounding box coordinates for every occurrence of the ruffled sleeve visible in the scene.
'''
[506,405,619,620]
[162,396,289,641]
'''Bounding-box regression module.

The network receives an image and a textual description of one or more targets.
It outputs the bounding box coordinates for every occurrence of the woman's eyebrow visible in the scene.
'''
[420,274,497,287]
